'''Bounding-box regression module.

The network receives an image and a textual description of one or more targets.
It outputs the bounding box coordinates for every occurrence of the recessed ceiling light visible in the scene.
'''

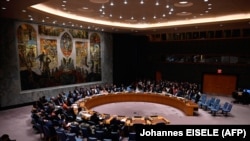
[90,0,109,4]
[155,1,159,6]
[174,2,193,7]
[176,12,192,16]
[179,1,188,4]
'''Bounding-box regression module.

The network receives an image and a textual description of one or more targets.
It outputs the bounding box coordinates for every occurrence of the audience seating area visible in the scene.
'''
[30,79,202,140]
[30,79,235,141]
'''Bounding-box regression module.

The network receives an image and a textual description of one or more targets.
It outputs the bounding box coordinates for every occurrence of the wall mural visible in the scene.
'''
[89,33,101,82]
[17,23,102,91]
[75,41,89,82]
[39,38,58,77]
[17,24,37,69]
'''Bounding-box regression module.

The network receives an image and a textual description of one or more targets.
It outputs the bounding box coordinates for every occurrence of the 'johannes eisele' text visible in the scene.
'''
[140,129,219,136]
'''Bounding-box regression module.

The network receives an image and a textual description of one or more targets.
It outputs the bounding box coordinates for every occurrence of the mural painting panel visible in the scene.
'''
[88,33,101,82]
[17,24,37,70]
[39,38,58,76]
[18,23,101,91]
[38,25,64,36]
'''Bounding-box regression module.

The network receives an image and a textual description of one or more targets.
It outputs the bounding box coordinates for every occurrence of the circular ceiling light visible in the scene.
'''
[176,11,192,16]
[89,0,109,4]
[174,1,193,7]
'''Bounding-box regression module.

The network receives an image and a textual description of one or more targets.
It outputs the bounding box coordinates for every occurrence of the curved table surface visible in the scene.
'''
[73,92,199,125]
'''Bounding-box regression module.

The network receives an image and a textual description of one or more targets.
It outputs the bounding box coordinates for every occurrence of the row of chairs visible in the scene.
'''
[54,125,120,141]
[56,127,136,141]
[198,94,233,116]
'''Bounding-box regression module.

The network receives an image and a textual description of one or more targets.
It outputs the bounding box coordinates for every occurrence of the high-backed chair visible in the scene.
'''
[95,130,105,140]
[222,103,233,116]
[208,98,220,111]
[70,124,80,137]
[110,131,120,141]
[42,125,57,141]
[33,122,44,139]
[66,132,82,141]
[201,99,211,110]
[128,132,136,141]
[80,126,91,139]
[202,97,215,110]
[220,102,229,111]
[210,104,221,116]
[103,139,112,141]
[87,136,98,141]
[56,130,67,141]
[198,94,207,108]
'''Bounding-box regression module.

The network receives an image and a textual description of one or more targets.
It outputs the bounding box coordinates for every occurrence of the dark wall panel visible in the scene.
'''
[113,35,250,90]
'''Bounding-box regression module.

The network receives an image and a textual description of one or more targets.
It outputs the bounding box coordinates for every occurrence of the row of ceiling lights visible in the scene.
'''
[3,0,241,33]
[98,1,175,20]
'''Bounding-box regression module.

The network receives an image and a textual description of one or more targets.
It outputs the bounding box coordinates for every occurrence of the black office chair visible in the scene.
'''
[128,132,136,141]
[110,131,120,141]
[87,136,98,141]
[66,132,82,141]
[42,125,57,141]
[95,130,105,140]
[33,122,44,139]
[70,124,80,137]
[103,139,112,141]
[56,130,67,141]
[80,126,91,139]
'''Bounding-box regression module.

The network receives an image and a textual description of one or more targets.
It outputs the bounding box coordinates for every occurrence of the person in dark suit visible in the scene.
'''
[90,112,100,125]
[109,116,122,132]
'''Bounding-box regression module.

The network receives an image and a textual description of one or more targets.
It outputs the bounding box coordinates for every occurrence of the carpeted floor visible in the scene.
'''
[0,95,249,141]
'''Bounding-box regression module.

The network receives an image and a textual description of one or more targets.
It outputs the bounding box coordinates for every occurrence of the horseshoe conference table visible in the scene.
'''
[74,93,198,124]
